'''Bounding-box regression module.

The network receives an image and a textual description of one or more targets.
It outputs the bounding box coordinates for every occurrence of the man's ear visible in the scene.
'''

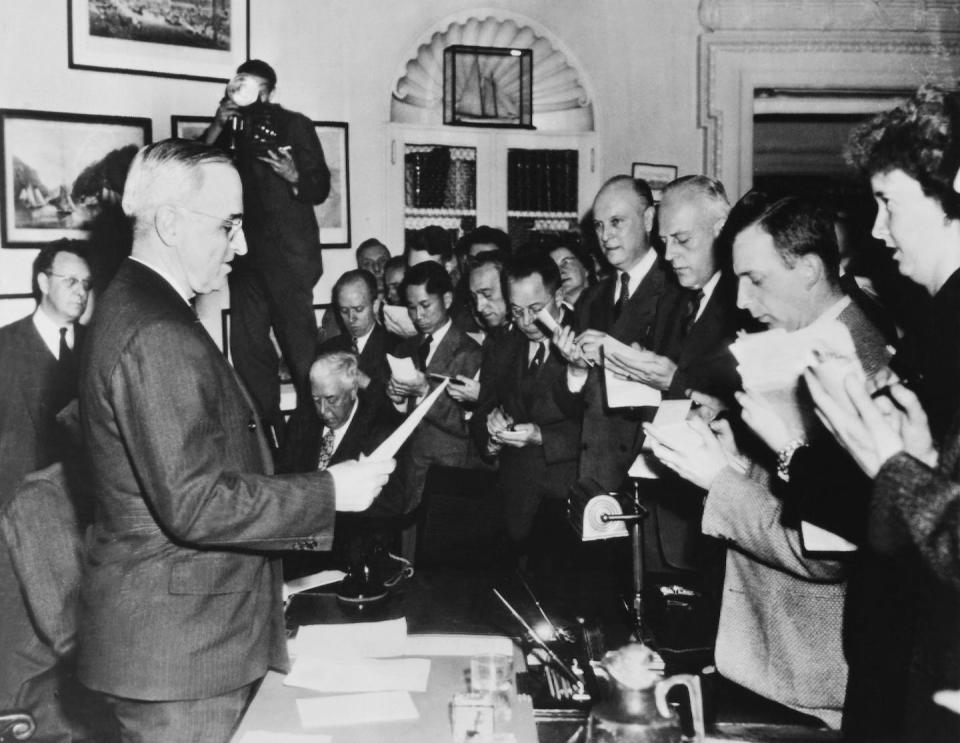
[37,271,51,299]
[442,291,454,311]
[643,205,656,233]
[155,204,179,247]
[797,253,822,290]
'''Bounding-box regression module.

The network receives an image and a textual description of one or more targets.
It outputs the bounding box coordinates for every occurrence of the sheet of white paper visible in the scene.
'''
[535,307,561,334]
[628,451,660,479]
[369,379,450,460]
[238,732,331,743]
[801,521,858,553]
[383,305,417,336]
[600,335,638,359]
[292,618,407,659]
[386,353,420,384]
[641,400,694,451]
[282,570,346,602]
[604,368,662,408]
[296,691,419,728]
[404,633,514,657]
[285,657,431,693]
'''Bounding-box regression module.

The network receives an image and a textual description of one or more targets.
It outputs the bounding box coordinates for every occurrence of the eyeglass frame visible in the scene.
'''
[176,205,244,240]
[45,272,92,292]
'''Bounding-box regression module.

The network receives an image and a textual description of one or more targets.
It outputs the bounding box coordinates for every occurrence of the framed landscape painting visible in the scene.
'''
[69,0,250,82]
[171,116,350,247]
[0,109,151,247]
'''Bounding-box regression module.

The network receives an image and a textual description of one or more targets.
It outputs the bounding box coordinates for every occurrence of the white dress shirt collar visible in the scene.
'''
[616,248,658,302]
[32,307,73,359]
[423,319,452,367]
[130,256,193,306]
[355,325,375,355]
[694,271,722,322]
[323,397,359,460]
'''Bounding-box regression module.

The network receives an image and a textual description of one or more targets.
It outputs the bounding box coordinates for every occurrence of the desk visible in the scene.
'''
[233,568,841,742]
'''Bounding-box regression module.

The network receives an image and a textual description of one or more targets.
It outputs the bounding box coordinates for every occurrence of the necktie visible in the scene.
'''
[614,272,631,321]
[317,429,337,470]
[59,326,75,374]
[528,342,545,374]
[416,333,433,371]
[682,290,705,338]
[350,336,359,355]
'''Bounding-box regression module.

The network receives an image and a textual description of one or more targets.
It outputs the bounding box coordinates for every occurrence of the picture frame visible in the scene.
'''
[69,0,250,83]
[1,109,151,248]
[631,162,678,203]
[171,116,350,248]
[443,45,534,129]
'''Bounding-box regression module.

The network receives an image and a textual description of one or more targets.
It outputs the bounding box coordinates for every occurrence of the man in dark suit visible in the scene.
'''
[405,225,479,335]
[77,140,393,743]
[553,175,688,492]
[279,350,395,474]
[0,240,91,505]
[318,269,393,391]
[473,253,581,552]
[603,176,743,578]
[387,261,482,512]
[204,59,331,447]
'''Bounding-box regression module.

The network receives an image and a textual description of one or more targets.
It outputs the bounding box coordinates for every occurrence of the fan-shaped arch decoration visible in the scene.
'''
[391,13,595,131]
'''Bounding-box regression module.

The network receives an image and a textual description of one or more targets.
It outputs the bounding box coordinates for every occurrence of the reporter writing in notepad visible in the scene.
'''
[386,261,481,512]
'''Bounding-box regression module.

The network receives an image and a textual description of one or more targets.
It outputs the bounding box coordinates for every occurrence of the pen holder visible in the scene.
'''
[451,691,495,742]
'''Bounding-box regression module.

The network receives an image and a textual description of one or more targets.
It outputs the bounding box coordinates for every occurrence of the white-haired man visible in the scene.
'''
[77,139,393,743]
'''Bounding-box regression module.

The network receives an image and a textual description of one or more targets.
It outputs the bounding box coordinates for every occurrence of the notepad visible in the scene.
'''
[386,353,420,384]
[285,657,431,693]
[603,368,662,408]
[296,691,419,728]
[383,305,417,336]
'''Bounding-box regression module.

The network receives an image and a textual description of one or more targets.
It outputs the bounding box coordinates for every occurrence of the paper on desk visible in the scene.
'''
[292,617,407,659]
[383,305,417,336]
[285,657,431,693]
[370,378,449,459]
[238,732,331,743]
[282,570,346,602]
[386,353,420,384]
[296,691,419,728]
[404,633,514,657]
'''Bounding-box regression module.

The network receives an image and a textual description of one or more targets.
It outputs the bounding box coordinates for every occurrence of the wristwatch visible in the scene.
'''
[776,437,808,482]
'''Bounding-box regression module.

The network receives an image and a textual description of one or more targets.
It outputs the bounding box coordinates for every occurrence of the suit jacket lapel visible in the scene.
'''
[426,323,461,374]
[611,259,666,342]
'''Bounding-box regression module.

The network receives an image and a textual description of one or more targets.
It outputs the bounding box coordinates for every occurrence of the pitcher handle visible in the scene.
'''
[654,673,705,743]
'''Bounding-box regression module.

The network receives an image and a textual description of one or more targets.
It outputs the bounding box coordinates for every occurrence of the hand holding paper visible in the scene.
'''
[604,343,678,391]
[371,379,451,460]
[643,415,730,491]
[383,305,417,337]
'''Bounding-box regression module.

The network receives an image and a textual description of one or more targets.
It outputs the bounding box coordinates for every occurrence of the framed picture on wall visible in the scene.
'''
[68,0,250,83]
[171,116,351,248]
[631,162,678,203]
[314,122,350,248]
[0,109,151,248]
[171,115,212,141]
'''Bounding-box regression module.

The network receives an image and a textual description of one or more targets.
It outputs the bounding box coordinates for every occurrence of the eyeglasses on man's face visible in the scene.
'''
[46,273,92,292]
[178,206,244,241]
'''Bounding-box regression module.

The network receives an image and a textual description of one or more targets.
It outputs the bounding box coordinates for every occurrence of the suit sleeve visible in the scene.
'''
[289,114,330,205]
[872,451,960,590]
[111,321,336,549]
[424,339,482,437]
[472,356,500,456]
[702,466,845,583]
[0,479,82,658]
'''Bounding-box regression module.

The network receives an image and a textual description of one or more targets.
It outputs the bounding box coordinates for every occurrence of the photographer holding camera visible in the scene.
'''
[204,59,330,447]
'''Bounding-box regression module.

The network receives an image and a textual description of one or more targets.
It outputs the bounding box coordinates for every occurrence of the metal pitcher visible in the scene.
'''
[587,643,705,743]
